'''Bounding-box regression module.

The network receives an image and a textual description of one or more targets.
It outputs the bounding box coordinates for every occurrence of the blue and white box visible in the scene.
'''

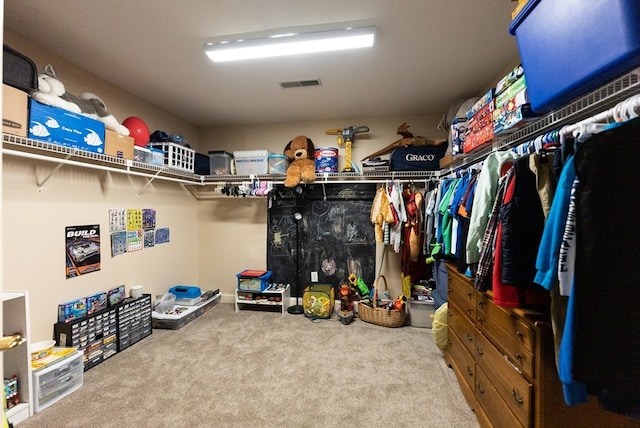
[28,99,106,154]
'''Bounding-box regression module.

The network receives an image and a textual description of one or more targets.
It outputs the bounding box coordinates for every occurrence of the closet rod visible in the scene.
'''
[561,93,640,136]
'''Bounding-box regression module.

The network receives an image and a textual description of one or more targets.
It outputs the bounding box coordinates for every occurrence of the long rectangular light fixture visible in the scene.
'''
[204,26,375,62]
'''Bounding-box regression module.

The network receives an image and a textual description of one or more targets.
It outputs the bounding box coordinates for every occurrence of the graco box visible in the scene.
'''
[510,0,640,113]
[233,150,272,175]
[148,142,195,172]
[236,269,272,291]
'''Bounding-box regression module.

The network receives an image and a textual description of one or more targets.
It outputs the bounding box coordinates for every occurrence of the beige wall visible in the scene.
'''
[4,31,200,150]
[197,116,447,300]
[4,29,510,340]
[3,31,201,341]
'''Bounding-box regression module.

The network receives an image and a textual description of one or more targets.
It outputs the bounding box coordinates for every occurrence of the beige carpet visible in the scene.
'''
[20,303,479,428]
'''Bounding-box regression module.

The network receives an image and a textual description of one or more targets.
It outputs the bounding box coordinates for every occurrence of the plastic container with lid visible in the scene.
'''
[268,154,289,174]
[233,150,272,175]
[147,147,165,166]
[208,151,233,175]
[509,0,640,113]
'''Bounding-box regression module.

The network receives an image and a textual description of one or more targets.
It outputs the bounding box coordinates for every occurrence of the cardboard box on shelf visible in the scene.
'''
[104,130,134,160]
[3,84,28,137]
[28,99,105,153]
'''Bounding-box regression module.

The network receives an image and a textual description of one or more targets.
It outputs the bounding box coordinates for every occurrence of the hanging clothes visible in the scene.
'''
[492,155,550,308]
[568,118,640,417]
[388,181,406,253]
[370,186,394,243]
[436,178,457,255]
[423,185,439,254]
[466,150,517,265]
[528,151,557,219]
[456,172,478,274]
[474,169,510,292]
[500,155,545,286]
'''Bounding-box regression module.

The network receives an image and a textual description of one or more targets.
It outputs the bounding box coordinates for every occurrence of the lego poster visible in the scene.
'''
[127,229,144,252]
[142,209,156,230]
[111,231,127,256]
[109,208,126,233]
[144,229,155,248]
[66,224,101,279]
[127,208,143,231]
[155,228,170,244]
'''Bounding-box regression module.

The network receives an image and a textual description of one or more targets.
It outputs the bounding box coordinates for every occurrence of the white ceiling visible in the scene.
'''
[4,0,520,127]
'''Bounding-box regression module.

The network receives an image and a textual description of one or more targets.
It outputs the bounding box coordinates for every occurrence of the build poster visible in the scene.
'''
[66,224,101,278]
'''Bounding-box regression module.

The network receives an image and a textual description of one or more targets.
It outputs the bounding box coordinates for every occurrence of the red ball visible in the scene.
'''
[122,116,150,147]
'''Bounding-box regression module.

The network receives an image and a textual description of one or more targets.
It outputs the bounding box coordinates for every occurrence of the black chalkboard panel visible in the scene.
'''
[267,183,377,297]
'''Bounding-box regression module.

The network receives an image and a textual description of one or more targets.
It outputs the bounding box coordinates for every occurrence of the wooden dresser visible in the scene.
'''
[443,262,640,428]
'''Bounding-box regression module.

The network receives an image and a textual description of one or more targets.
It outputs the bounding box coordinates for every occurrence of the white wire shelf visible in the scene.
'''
[442,67,640,174]
[4,67,639,197]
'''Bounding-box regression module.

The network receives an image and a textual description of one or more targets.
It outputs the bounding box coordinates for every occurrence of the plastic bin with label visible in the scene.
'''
[509,0,640,113]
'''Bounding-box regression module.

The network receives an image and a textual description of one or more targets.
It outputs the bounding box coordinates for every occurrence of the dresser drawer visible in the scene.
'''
[475,365,525,428]
[447,325,476,393]
[474,331,533,427]
[476,294,536,353]
[448,301,476,356]
[448,284,476,322]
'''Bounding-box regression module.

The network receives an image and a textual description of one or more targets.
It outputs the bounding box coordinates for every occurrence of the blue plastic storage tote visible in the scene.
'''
[509,0,640,113]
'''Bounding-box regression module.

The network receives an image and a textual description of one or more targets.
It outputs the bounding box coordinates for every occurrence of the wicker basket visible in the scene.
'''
[357,275,406,328]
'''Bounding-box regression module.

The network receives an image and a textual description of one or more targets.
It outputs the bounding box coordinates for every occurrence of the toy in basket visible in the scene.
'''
[357,275,407,328]
[302,284,334,319]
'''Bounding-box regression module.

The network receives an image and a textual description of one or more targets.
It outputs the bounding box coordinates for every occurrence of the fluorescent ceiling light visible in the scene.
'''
[204,26,375,62]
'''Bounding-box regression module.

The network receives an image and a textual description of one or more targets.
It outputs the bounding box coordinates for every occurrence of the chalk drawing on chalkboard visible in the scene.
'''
[267,183,377,296]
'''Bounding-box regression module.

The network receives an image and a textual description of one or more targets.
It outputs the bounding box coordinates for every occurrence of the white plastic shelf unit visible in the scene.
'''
[3,290,33,425]
[235,284,290,316]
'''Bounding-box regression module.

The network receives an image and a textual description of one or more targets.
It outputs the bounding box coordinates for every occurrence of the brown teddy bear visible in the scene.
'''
[283,135,317,188]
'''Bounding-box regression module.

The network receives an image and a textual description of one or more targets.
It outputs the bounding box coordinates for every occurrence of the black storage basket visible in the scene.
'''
[3,44,38,92]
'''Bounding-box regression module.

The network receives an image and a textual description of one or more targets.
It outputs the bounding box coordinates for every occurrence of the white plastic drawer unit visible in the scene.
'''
[32,350,84,413]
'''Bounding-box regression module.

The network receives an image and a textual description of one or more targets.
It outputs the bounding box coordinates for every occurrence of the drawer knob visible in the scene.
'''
[514,352,523,361]
[477,383,485,394]
[466,308,472,316]
[477,317,484,325]
[476,345,484,356]
[466,292,472,299]
[467,366,474,376]
[515,331,524,340]
[477,301,484,308]
[466,333,473,342]
[511,389,524,404]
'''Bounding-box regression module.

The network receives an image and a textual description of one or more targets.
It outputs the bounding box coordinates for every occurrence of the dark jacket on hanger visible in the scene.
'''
[500,155,545,287]
[572,118,640,417]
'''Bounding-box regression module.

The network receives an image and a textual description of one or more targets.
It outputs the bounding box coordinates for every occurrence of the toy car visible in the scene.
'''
[67,238,99,263]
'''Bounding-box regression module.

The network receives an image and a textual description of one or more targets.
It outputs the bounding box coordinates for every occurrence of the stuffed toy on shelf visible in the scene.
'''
[283,135,316,188]
[32,64,130,136]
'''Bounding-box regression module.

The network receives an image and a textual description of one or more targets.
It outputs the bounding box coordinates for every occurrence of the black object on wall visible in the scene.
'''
[267,183,377,297]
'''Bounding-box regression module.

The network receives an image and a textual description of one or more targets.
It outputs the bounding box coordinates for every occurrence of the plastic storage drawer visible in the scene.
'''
[509,0,640,113]
[32,351,84,413]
